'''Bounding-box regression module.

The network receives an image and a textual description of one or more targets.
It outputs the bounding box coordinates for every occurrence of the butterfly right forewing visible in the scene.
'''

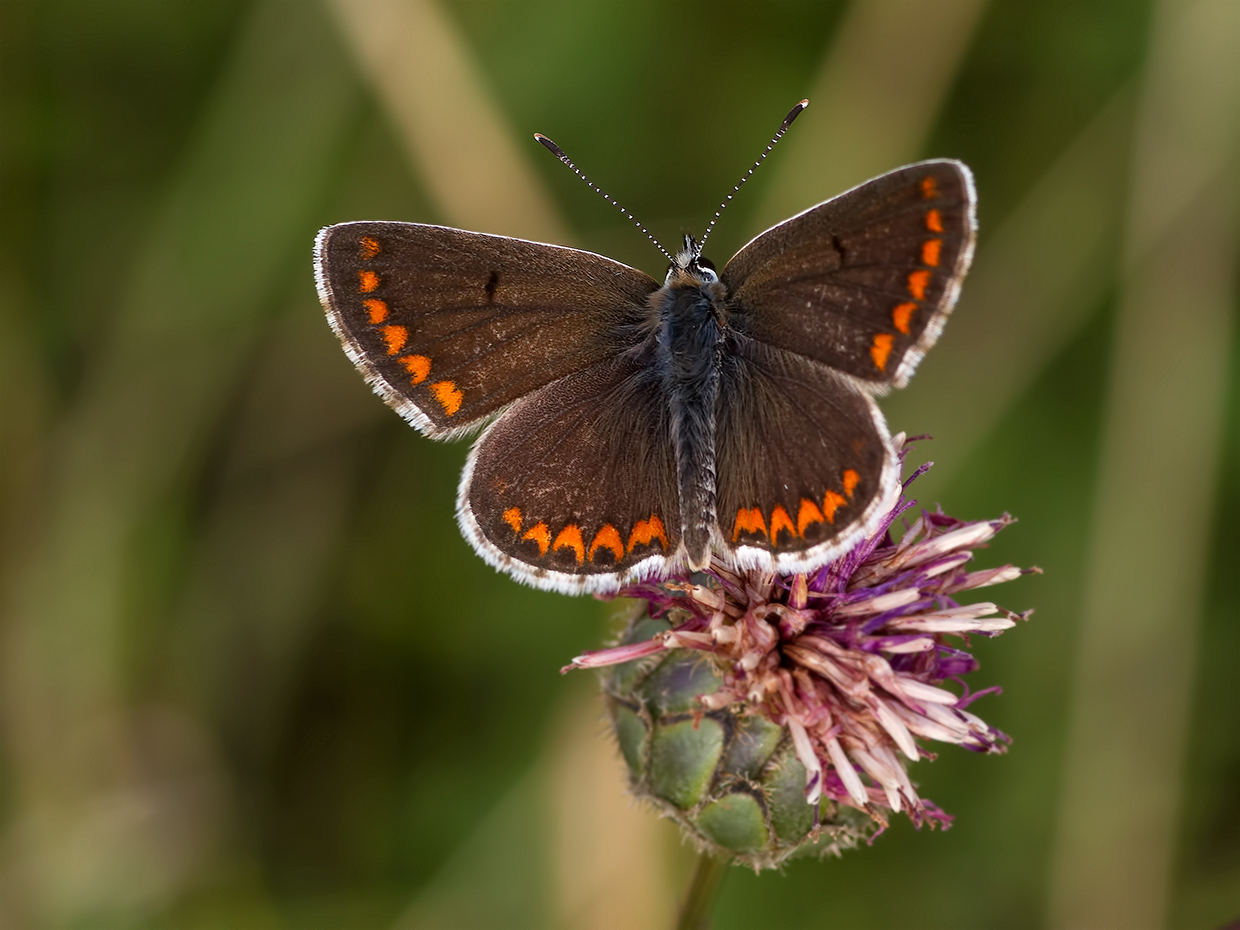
[721,160,976,391]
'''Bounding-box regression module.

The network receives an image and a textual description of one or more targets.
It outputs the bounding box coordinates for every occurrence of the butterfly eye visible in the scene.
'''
[698,257,717,272]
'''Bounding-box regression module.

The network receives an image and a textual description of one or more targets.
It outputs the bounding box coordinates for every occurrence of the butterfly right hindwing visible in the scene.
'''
[713,337,899,571]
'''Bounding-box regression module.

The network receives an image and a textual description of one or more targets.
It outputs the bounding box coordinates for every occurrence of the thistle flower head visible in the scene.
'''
[573,452,1037,867]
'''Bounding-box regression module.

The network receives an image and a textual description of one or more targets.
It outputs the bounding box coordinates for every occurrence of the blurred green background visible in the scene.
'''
[1,0,1237,928]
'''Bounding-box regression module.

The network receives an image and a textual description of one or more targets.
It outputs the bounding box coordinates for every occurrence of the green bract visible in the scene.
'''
[602,612,876,870]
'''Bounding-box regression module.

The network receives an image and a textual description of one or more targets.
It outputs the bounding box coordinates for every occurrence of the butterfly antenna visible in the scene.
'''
[534,133,674,263]
[697,99,809,252]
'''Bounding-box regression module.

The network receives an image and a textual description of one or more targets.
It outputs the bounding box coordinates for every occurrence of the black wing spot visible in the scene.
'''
[831,235,848,265]
[485,270,499,302]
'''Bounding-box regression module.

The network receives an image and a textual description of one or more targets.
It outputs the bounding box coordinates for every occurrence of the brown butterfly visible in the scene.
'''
[314,104,975,594]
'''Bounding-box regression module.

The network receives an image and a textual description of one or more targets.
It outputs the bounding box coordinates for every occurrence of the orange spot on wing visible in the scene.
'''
[628,515,669,552]
[400,354,431,383]
[823,490,847,522]
[920,175,939,199]
[358,270,380,293]
[589,524,624,562]
[797,498,825,536]
[364,298,388,324]
[769,505,796,542]
[925,208,944,233]
[358,236,381,259]
[907,269,932,300]
[381,325,408,355]
[731,507,768,542]
[431,380,463,416]
[892,302,917,335]
[522,522,551,556]
[502,507,522,534]
[553,524,585,564]
[921,239,942,267]
[842,469,860,498]
[870,333,894,371]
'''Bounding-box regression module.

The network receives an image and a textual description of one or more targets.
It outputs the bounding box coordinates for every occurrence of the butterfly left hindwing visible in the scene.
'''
[461,352,682,594]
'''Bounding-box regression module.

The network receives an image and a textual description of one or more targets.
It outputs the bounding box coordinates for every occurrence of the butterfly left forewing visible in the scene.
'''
[721,160,976,391]
[315,221,658,437]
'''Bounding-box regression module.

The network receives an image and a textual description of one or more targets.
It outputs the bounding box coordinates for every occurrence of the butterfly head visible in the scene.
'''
[666,234,718,288]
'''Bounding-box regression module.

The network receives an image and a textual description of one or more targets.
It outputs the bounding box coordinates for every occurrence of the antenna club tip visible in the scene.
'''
[534,133,567,159]
[782,99,810,129]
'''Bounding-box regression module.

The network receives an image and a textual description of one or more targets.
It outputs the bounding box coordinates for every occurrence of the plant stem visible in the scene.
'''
[675,852,729,930]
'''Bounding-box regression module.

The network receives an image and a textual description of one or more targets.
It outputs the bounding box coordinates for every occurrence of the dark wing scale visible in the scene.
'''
[315,222,659,437]
[721,160,976,390]
[713,338,899,571]
[460,352,682,595]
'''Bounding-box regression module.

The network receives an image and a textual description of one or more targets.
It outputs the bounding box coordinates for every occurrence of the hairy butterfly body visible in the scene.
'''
[315,156,976,594]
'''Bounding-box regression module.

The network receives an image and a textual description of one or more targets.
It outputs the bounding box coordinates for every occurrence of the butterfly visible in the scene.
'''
[314,108,975,595]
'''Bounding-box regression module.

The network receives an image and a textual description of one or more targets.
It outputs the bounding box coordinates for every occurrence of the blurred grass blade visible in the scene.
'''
[390,765,551,930]
[546,695,678,930]
[391,694,676,930]
[326,0,571,242]
[0,0,360,923]
[883,87,1133,497]
[170,300,386,755]
[325,7,681,926]
[754,0,989,231]
[1048,1,1240,927]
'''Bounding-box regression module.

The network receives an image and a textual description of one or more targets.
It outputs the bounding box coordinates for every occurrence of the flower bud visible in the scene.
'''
[577,464,1037,870]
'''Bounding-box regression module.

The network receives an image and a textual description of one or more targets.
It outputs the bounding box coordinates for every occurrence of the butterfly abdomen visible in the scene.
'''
[655,278,727,571]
